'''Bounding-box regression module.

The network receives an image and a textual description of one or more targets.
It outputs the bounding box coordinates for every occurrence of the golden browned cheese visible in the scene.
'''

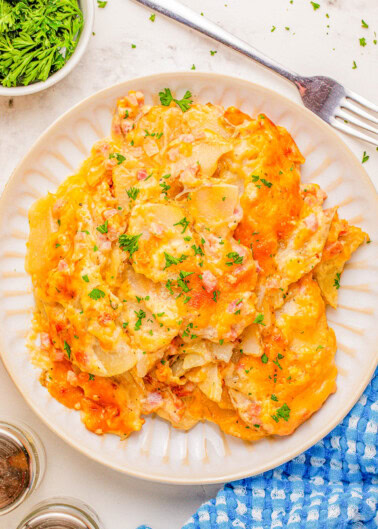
[26,90,368,441]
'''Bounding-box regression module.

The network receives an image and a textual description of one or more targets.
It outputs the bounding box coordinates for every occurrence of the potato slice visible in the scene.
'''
[26,194,55,277]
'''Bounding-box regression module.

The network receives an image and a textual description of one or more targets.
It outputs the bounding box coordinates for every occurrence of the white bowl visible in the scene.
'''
[0,0,94,97]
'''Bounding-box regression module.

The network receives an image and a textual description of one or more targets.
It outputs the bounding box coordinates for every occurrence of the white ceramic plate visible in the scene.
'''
[0,73,377,484]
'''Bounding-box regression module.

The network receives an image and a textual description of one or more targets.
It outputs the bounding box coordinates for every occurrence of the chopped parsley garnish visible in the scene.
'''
[226,252,243,266]
[164,252,187,269]
[158,88,193,112]
[361,19,368,28]
[271,26,276,32]
[362,151,369,163]
[64,341,71,359]
[88,288,106,300]
[261,353,268,364]
[93,245,98,252]
[212,290,220,302]
[166,279,174,295]
[310,2,320,10]
[82,274,89,283]
[131,44,136,49]
[316,345,324,351]
[192,244,204,256]
[271,394,278,402]
[97,0,107,7]
[134,309,146,330]
[253,314,266,326]
[184,236,192,242]
[251,174,272,188]
[177,270,193,292]
[183,296,191,304]
[210,50,217,55]
[174,217,190,233]
[96,220,108,234]
[118,233,142,257]
[359,37,367,47]
[352,61,357,69]
[191,64,196,70]
[127,187,140,200]
[0,0,84,88]
[89,374,95,380]
[122,322,129,328]
[109,152,126,165]
[159,181,171,198]
[149,13,155,21]
[271,403,291,423]
[333,272,341,289]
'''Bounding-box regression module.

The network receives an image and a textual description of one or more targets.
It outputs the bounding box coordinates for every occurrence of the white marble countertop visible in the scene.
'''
[0,1,377,528]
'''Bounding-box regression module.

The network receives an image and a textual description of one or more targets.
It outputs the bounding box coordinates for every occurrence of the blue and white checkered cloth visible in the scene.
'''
[140,368,377,529]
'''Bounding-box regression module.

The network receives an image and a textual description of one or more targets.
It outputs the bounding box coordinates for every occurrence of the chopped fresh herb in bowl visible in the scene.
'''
[0,0,84,88]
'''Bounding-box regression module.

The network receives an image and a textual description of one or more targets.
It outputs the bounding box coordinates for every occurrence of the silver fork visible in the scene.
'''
[133,0,378,147]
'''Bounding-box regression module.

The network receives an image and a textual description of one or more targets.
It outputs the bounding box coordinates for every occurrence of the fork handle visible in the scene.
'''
[133,0,299,83]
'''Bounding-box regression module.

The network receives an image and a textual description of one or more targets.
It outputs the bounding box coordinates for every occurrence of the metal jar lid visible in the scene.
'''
[20,511,93,529]
[17,498,103,529]
[0,423,33,514]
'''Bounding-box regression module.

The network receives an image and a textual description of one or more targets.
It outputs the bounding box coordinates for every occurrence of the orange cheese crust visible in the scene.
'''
[26,90,368,442]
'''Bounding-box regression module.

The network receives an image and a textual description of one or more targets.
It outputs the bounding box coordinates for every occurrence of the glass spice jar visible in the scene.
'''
[0,420,45,515]
[16,497,104,529]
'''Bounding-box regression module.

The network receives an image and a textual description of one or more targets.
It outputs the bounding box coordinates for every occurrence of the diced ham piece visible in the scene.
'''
[137,169,148,181]
[124,93,138,107]
[103,209,118,219]
[67,370,78,386]
[149,222,165,237]
[53,198,64,215]
[167,147,180,161]
[58,259,68,272]
[325,241,343,256]
[122,119,134,134]
[99,240,111,251]
[135,91,145,105]
[180,163,199,186]
[94,141,110,156]
[40,332,51,349]
[178,133,195,143]
[303,213,319,232]
[52,350,65,362]
[142,392,163,413]
[104,158,117,171]
[227,299,243,313]
[202,270,218,293]
[98,313,112,326]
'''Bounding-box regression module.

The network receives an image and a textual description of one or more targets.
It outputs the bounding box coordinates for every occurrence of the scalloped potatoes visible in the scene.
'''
[26,90,368,441]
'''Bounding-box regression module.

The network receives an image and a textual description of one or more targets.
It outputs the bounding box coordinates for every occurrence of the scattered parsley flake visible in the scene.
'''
[210,50,217,56]
[127,187,140,200]
[149,13,156,22]
[89,288,105,300]
[361,19,368,28]
[64,341,71,359]
[118,234,142,257]
[82,274,89,283]
[261,353,268,364]
[109,153,126,165]
[352,60,357,69]
[174,217,190,233]
[158,88,193,112]
[334,272,341,290]
[271,394,278,402]
[164,252,187,269]
[359,37,367,47]
[134,310,146,330]
[271,26,276,32]
[226,252,243,266]
[131,44,136,49]
[191,64,196,70]
[362,151,369,163]
[97,0,107,7]
[310,1,320,10]
[89,374,95,380]
[96,220,108,234]
[253,314,266,326]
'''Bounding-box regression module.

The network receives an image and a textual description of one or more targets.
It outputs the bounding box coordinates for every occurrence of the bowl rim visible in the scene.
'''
[0,71,377,484]
[0,0,95,97]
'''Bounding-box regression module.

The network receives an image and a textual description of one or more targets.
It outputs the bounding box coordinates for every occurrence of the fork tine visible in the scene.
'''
[336,109,378,135]
[331,119,378,147]
[345,89,378,114]
[341,99,378,126]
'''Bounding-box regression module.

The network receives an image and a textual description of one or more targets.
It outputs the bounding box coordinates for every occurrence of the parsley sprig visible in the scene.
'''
[159,88,193,112]
[0,0,83,87]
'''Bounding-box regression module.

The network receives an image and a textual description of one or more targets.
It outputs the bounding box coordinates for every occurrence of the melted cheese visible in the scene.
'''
[26,90,368,441]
